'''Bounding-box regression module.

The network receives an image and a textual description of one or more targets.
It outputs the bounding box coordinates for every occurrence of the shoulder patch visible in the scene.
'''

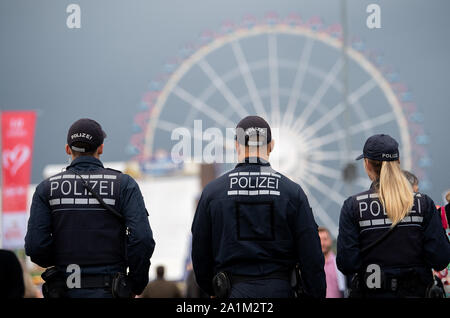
[105,167,122,174]
[47,171,66,182]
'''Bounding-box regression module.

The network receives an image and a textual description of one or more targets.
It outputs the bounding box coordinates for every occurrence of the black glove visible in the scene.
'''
[41,267,68,298]
[112,273,134,298]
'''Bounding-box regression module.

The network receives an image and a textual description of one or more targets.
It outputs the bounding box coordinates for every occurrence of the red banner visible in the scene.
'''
[2,111,36,249]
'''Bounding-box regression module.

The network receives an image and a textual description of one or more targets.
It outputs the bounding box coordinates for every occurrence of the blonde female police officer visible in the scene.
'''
[336,134,450,298]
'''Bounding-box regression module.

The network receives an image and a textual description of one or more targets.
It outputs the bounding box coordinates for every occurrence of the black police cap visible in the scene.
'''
[67,118,107,153]
[235,116,272,147]
[356,134,399,161]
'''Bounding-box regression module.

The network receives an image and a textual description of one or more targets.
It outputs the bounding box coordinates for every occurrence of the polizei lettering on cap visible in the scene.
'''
[71,133,93,140]
[245,127,267,136]
[381,153,398,159]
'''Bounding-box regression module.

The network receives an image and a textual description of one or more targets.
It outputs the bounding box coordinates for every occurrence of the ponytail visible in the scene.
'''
[378,161,414,226]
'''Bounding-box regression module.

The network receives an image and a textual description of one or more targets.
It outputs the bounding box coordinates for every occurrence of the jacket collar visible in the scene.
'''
[235,156,271,168]
[66,156,104,170]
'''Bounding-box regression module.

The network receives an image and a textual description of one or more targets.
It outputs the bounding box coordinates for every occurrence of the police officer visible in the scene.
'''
[191,116,326,298]
[336,134,450,298]
[25,118,156,298]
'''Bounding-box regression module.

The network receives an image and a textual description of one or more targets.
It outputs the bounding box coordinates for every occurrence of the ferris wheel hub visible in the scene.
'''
[270,124,308,180]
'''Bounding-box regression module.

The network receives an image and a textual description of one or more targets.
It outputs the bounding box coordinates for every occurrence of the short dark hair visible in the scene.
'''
[156,266,165,279]
[318,227,330,236]
[70,142,96,157]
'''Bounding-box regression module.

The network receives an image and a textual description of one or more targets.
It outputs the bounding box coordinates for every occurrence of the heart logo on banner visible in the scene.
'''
[3,144,31,176]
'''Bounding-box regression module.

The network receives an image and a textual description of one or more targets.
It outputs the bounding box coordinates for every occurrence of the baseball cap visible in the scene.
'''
[67,118,107,153]
[355,134,399,161]
[235,116,272,146]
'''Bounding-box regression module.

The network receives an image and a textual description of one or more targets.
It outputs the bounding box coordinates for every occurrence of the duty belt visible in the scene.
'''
[77,274,115,289]
[364,272,427,295]
[230,271,290,286]
[382,276,425,293]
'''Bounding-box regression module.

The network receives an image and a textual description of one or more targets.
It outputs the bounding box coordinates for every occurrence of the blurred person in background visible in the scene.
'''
[18,258,41,298]
[0,250,25,298]
[402,172,450,295]
[318,227,346,298]
[184,262,209,298]
[140,265,182,298]
[403,170,419,192]
[437,191,450,237]
[184,200,210,298]
[433,190,450,297]
[337,134,450,298]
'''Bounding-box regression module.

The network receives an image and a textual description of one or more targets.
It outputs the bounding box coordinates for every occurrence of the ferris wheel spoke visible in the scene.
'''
[351,100,370,132]
[308,150,362,161]
[301,183,339,238]
[342,79,377,134]
[306,131,348,152]
[343,79,377,135]
[197,59,248,118]
[172,86,235,128]
[304,161,342,180]
[348,79,377,104]
[308,150,344,161]
[355,177,372,189]
[156,119,184,132]
[183,107,200,127]
[306,111,396,151]
[300,171,346,206]
[268,33,280,125]
[283,37,314,127]
[298,78,378,139]
[299,102,345,139]
[291,58,344,132]
[348,111,396,136]
[230,40,268,118]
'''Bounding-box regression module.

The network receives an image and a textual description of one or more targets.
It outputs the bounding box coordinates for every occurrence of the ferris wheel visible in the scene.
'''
[128,13,431,238]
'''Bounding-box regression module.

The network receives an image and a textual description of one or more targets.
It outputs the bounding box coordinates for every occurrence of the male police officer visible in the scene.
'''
[25,118,156,298]
[191,116,326,298]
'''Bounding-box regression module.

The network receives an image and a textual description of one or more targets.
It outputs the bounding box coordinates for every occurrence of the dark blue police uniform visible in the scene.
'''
[191,157,326,298]
[337,183,450,297]
[337,133,450,298]
[25,156,156,297]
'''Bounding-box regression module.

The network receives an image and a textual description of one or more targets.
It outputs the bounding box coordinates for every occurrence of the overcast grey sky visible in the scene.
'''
[1,0,449,203]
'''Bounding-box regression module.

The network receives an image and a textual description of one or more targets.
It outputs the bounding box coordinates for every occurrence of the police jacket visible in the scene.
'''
[191,157,326,297]
[336,182,450,280]
[25,156,156,294]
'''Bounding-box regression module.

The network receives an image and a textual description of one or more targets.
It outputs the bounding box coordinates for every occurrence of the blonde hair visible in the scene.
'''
[446,191,450,203]
[367,159,414,226]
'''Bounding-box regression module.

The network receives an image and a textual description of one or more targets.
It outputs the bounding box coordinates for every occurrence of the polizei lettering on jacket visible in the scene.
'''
[47,173,118,206]
[227,171,281,196]
[356,192,424,230]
